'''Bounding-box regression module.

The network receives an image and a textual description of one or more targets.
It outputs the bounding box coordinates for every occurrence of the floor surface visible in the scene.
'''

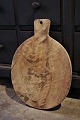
[0,78,80,120]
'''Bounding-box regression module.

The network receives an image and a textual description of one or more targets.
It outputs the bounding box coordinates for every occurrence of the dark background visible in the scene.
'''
[0,0,80,88]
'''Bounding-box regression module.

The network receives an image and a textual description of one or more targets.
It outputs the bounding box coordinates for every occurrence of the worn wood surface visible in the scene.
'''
[11,19,72,109]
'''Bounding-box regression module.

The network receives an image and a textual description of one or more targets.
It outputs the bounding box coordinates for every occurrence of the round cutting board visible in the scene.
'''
[11,19,72,109]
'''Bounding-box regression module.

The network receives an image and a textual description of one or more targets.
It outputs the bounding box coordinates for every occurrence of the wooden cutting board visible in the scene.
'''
[11,19,72,109]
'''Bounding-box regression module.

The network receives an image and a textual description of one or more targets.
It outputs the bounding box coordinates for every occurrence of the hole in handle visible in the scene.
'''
[40,21,43,24]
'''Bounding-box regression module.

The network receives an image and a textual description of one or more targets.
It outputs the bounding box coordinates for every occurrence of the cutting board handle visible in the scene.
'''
[34,19,51,39]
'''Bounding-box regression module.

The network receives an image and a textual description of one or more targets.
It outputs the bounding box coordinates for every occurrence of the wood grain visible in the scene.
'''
[11,19,72,109]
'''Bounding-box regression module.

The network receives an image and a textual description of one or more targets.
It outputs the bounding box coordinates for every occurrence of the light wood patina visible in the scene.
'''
[11,19,72,109]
